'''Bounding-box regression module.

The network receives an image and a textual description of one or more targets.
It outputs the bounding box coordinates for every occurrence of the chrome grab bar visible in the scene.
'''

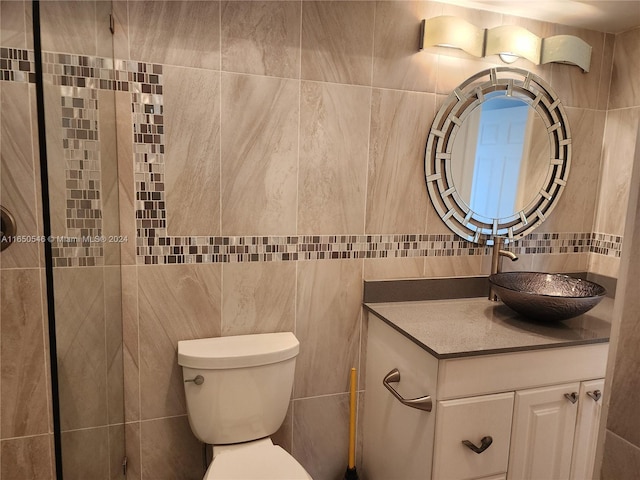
[382,368,432,412]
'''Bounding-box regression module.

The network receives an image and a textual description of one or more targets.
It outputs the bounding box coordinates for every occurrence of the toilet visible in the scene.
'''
[177,332,312,480]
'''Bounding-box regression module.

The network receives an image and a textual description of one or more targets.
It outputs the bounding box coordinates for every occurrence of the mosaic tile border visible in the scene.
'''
[0,47,35,83]
[590,232,623,258]
[134,232,623,265]
[135,233,486,265]
[0,47,626,267]
[510,232,592,255]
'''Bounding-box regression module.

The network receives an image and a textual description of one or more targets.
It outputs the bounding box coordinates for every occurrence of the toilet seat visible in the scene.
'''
[205,443,311,480]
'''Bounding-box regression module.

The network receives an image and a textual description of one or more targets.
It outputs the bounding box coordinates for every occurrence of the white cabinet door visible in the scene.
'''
[433,392,514,480]
[362,318,439,480]
[508,383,580,480]
[570,379,605,480]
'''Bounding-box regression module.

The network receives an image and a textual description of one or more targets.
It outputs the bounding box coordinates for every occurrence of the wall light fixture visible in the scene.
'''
[419,16,592,73]
[419,15,485,58]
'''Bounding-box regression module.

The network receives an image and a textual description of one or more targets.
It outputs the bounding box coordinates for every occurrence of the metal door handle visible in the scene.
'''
[564,392,579,404]
[184,375,204,385]
[587,390,602,402]
[382,368,432,412]
[462,436,493,454]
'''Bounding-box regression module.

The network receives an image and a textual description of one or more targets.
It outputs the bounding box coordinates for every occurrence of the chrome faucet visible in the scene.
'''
[489,237,519,301]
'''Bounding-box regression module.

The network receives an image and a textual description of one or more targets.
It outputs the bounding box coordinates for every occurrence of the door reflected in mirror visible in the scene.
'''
[451,92,551,219]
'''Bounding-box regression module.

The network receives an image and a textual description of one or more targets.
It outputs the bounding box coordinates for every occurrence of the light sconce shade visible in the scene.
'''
[419,16,592,73]
[485,25,541,65]
[541,35,592,72]
[419,16,485,58]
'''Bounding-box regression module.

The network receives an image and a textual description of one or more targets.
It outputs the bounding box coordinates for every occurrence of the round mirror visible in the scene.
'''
[425,67,570,244]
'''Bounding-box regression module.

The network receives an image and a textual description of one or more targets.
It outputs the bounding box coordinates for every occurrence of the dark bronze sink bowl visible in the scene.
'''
[489,272,607,321]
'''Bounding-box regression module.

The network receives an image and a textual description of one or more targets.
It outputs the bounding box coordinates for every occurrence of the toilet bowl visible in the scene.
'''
[178,332,312,480]
[204,438,310,480]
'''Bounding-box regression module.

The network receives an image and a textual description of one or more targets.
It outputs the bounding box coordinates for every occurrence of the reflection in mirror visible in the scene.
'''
[425,67,571,244]
[451,92,551,219]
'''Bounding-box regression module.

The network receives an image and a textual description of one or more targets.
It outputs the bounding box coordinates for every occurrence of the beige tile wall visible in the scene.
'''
[221,73,298,235]
[164,66,220,237]
[590,27,640,280]
[112,2,617,479]
[366,88,434,234]
[600,26,640,479]
[221,1,301,79]
[0,1,54,478]
[0,81,41,269]
[137,264,221,421]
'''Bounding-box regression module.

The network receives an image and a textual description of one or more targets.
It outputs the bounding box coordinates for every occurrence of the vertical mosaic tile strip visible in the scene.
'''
[116,59,168,266]
[49,87,104,267]
[0,47,35,83]
[132,90,166,243]
[42,53,112,267]
[124,59,166,247]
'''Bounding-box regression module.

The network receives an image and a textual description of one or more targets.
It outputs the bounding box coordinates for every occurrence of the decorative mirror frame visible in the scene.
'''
[425,67,571,244]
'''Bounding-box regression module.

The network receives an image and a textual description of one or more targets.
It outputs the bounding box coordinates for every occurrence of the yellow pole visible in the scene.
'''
[348,367,357,469]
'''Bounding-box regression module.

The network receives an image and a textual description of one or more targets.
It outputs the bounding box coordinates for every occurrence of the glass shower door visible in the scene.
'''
[38,1,125,478]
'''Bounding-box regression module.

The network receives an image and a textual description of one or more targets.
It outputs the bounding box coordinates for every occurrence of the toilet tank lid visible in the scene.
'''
[178,332,299,369]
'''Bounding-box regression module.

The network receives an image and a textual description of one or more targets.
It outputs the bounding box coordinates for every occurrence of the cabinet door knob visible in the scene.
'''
[382,368,432,412]
[587,390,602,402]
[564,392,579,404]
[462,436,493,454]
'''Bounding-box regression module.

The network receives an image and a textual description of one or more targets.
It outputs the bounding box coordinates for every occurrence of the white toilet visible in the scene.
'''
[177,332,312,480]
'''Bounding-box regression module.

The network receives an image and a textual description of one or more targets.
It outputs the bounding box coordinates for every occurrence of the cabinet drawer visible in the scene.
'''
[433,392,514,480]
[437,344,608,399]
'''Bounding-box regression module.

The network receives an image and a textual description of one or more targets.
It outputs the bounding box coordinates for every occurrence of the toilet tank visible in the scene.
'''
[178,332,299,445]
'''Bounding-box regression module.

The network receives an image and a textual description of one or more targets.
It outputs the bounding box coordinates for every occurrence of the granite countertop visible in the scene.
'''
[365,297,612,359]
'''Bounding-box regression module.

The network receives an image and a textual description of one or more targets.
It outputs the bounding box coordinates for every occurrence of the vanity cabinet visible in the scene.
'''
[362,312,608,480]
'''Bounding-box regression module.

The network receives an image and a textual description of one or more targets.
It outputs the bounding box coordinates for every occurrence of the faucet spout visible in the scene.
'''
[501,250,518,262]
[489,237,518,301]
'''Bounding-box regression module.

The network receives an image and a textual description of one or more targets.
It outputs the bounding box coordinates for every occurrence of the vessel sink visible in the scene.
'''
[489,272,606,321]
